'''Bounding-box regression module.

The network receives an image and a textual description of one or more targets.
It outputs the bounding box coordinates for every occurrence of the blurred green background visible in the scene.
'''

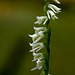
[0,0,75,75]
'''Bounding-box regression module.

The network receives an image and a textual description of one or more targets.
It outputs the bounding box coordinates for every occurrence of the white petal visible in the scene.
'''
[34,21,39,24]
[49,10,55,16]
[31,59,43,71]
[47,10,58,20]
[29,43,33,46]
[38,66,43,70]
[30,46,40,52]
[43,18,48,25]
[53,0,60,4]
[29,32,44,43]
[33,26,47,34]
[51,4,61,13]
[33,26,44,31]
[32,52,43,61]
[36,59,43,70]
[30,43,44,52]
[48,4,61,13]
[30,42,44,48]
[34,16,48,25]
[36,46,43,52]
[47,11,50,19]
[31,67,37,71]
[33,34,44,43]
[29,34,33,37]
[29,34,37,38]
[55,15,58,19]
[48,5,57,13]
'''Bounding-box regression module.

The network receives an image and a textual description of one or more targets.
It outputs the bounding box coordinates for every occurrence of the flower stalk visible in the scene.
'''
[29,0,61,75]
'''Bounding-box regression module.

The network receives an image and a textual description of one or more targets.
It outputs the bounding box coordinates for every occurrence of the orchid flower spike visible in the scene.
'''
[32,52,43,61]
[29,31,44,44]
[47,10,58,20]
[31,59,43,71]
[29,42,44,52]
[33,26,47,34]
[48,4,61,13]
[29,0,61,74]
[34,16,48,25]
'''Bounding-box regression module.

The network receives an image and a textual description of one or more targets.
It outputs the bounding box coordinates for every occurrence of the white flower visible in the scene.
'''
[29,42,44,52]
[48,4,61,13]
[47,10,58,20]
[53,0,60,4]
[31,59,43,71]
[33,26,47,34]
[34,16,48,25]
[29,31,44,44]
[32,52,43,61]
[36,59,43,70]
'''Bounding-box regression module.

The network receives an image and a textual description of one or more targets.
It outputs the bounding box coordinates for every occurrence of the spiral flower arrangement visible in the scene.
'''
[29,0,61,75]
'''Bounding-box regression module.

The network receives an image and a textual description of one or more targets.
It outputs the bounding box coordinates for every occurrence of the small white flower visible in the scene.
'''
[29,31,44,44]
[32,52,43,61]
[47,10,58,20]
[48,4,61,13]
[33,26,47,34]
[29,42,44,52]
[36,59,43,70]
[34,16,48,25]
[29,42,44,49]
[53,0,60,4]
[31,59,43,71]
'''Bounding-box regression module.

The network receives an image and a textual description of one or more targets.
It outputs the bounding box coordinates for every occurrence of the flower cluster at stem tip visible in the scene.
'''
[29,0,61,75]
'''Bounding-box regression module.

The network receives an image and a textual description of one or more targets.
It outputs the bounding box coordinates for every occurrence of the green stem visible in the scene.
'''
[42,23,51,75]
[42,0,51,75]
[46,27,51,74]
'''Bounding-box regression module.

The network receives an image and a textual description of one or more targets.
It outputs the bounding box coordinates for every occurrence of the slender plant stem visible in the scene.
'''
[43,20,51,75]
[46,26,51,75]
[29,0,61,74]
[43,0,51,75]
